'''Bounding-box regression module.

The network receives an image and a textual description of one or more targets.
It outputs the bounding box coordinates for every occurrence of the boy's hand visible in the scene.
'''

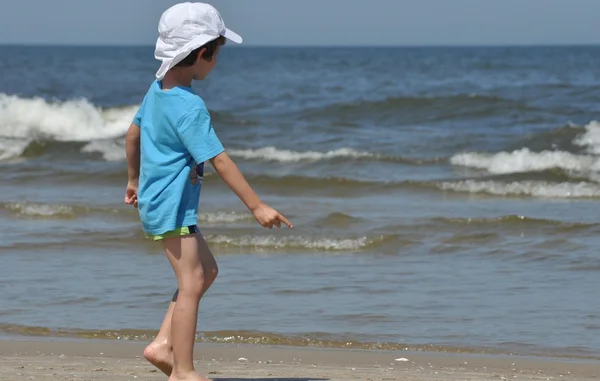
[125,181,139,208]
[251,203,292,229]
[208,152,292,229]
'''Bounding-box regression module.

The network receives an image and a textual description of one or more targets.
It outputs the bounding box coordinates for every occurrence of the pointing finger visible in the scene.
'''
[277,213,293,228]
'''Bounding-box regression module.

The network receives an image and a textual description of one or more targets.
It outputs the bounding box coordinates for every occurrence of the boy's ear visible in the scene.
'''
[196,47,207,62]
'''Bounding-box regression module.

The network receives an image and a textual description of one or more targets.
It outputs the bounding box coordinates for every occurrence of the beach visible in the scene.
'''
[2,340,600,381]
[2,45,600,376]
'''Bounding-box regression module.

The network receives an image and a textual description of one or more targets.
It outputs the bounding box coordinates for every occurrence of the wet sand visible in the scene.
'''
[1,340,599,380]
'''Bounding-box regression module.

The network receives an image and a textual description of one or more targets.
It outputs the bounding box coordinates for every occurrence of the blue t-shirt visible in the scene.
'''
[132,80,224,235]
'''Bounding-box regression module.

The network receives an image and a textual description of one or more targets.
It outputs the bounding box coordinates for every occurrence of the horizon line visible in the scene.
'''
[1,42,600,49]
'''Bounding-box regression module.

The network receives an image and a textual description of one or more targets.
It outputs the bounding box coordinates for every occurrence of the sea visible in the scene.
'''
[1,45,600,360]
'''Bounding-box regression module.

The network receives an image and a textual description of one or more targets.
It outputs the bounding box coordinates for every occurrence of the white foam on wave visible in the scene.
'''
[0,138,30,161]
[199,211,252,224]
[0,93,137,160]
[574,120,600,155]
[206,234,377,251]
[81,140,126,161]
[439,180,600,198]
[228,146,374,163]
[0,93,137,141]
[2,202,75,217]
[450,148,600,174]
[450,121,600,176]
[82,144,378,163]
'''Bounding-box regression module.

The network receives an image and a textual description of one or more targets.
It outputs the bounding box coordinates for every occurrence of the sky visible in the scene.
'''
[1,0,600,46]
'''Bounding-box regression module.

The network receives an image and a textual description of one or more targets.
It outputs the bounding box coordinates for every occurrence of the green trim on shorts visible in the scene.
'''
[148,225,198,241]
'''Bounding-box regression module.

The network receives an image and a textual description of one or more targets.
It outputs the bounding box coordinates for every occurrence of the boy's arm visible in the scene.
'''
[126,123,140,182]
[210,152,260,210]
[125,123,140,206]
[210,152,292,229]
[176,107,292,228]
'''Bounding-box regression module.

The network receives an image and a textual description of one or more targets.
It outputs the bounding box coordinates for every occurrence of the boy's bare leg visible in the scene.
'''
[145,270,218,375]
[144,290,178,376]
[163,232,218,381]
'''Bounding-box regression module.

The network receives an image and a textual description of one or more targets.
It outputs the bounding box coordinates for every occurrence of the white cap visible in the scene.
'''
[154,2,242,80]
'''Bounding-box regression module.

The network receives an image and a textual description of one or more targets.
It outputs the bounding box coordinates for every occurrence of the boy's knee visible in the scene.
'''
[180,266,207,297]
[207,263,218,283]
[201,263,218,292]
[180,263,217,297]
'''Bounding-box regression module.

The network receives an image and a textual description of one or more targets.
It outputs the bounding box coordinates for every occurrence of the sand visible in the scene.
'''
[0,339,599,381]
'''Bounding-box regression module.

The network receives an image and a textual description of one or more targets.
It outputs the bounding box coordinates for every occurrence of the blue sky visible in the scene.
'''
[2,0,600,46]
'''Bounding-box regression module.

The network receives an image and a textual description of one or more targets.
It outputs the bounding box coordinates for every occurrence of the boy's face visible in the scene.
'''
[193,45,222,80]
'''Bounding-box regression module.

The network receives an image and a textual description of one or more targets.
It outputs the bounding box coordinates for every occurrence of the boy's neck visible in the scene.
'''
[160,69,194,90]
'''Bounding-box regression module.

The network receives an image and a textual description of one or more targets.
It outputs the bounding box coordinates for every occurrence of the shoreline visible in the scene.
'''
[1,329,599,362]
[1,339,600,380]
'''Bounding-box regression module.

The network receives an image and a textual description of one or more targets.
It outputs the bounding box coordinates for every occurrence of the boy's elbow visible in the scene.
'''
[210,151,233,172]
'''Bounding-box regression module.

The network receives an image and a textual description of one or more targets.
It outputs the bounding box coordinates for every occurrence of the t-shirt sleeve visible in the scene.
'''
[132,99,146,127]
[176,108,224,164]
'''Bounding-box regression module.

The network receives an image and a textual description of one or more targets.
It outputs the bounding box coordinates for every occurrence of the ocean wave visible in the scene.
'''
[437,180,600,198]
[0,93,136,141]
[508,123,584,153]
[199,211,253,224]
[0,95,249,162]
[450,148,600,174]
[0,138,30,161]
[2,165,393,196]
[81,144,381,163]
[243,174,394,196]
[227,146,437,165]
[300,93,532,123]
[204,234,395,251]
[573,120,600,154]
[0,201,254,224]
[0,93,136,161]
[228,146,373,162]
[9,165,597,200]
[80,143,433,165]
[450,121,600,178]
[429,215,596,229]
[81,140,125,161]
[0,202,76,218]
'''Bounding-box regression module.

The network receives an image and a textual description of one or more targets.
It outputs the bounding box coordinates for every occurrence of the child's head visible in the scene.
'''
[154,2,242,81]
[173,36,226,80]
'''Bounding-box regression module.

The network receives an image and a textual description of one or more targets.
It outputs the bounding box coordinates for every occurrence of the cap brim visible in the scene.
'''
[155,35,217,80]
[156,60,172,80]
[223,28,243,43]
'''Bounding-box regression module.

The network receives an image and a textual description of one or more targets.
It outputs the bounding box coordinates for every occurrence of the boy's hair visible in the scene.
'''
[175,36,226,67]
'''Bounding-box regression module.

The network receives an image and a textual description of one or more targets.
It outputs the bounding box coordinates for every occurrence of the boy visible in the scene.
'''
[124,3,292,380]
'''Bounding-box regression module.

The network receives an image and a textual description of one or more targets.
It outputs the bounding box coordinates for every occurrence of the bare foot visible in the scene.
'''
[144,340,173,376]
[168,370,212,381]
